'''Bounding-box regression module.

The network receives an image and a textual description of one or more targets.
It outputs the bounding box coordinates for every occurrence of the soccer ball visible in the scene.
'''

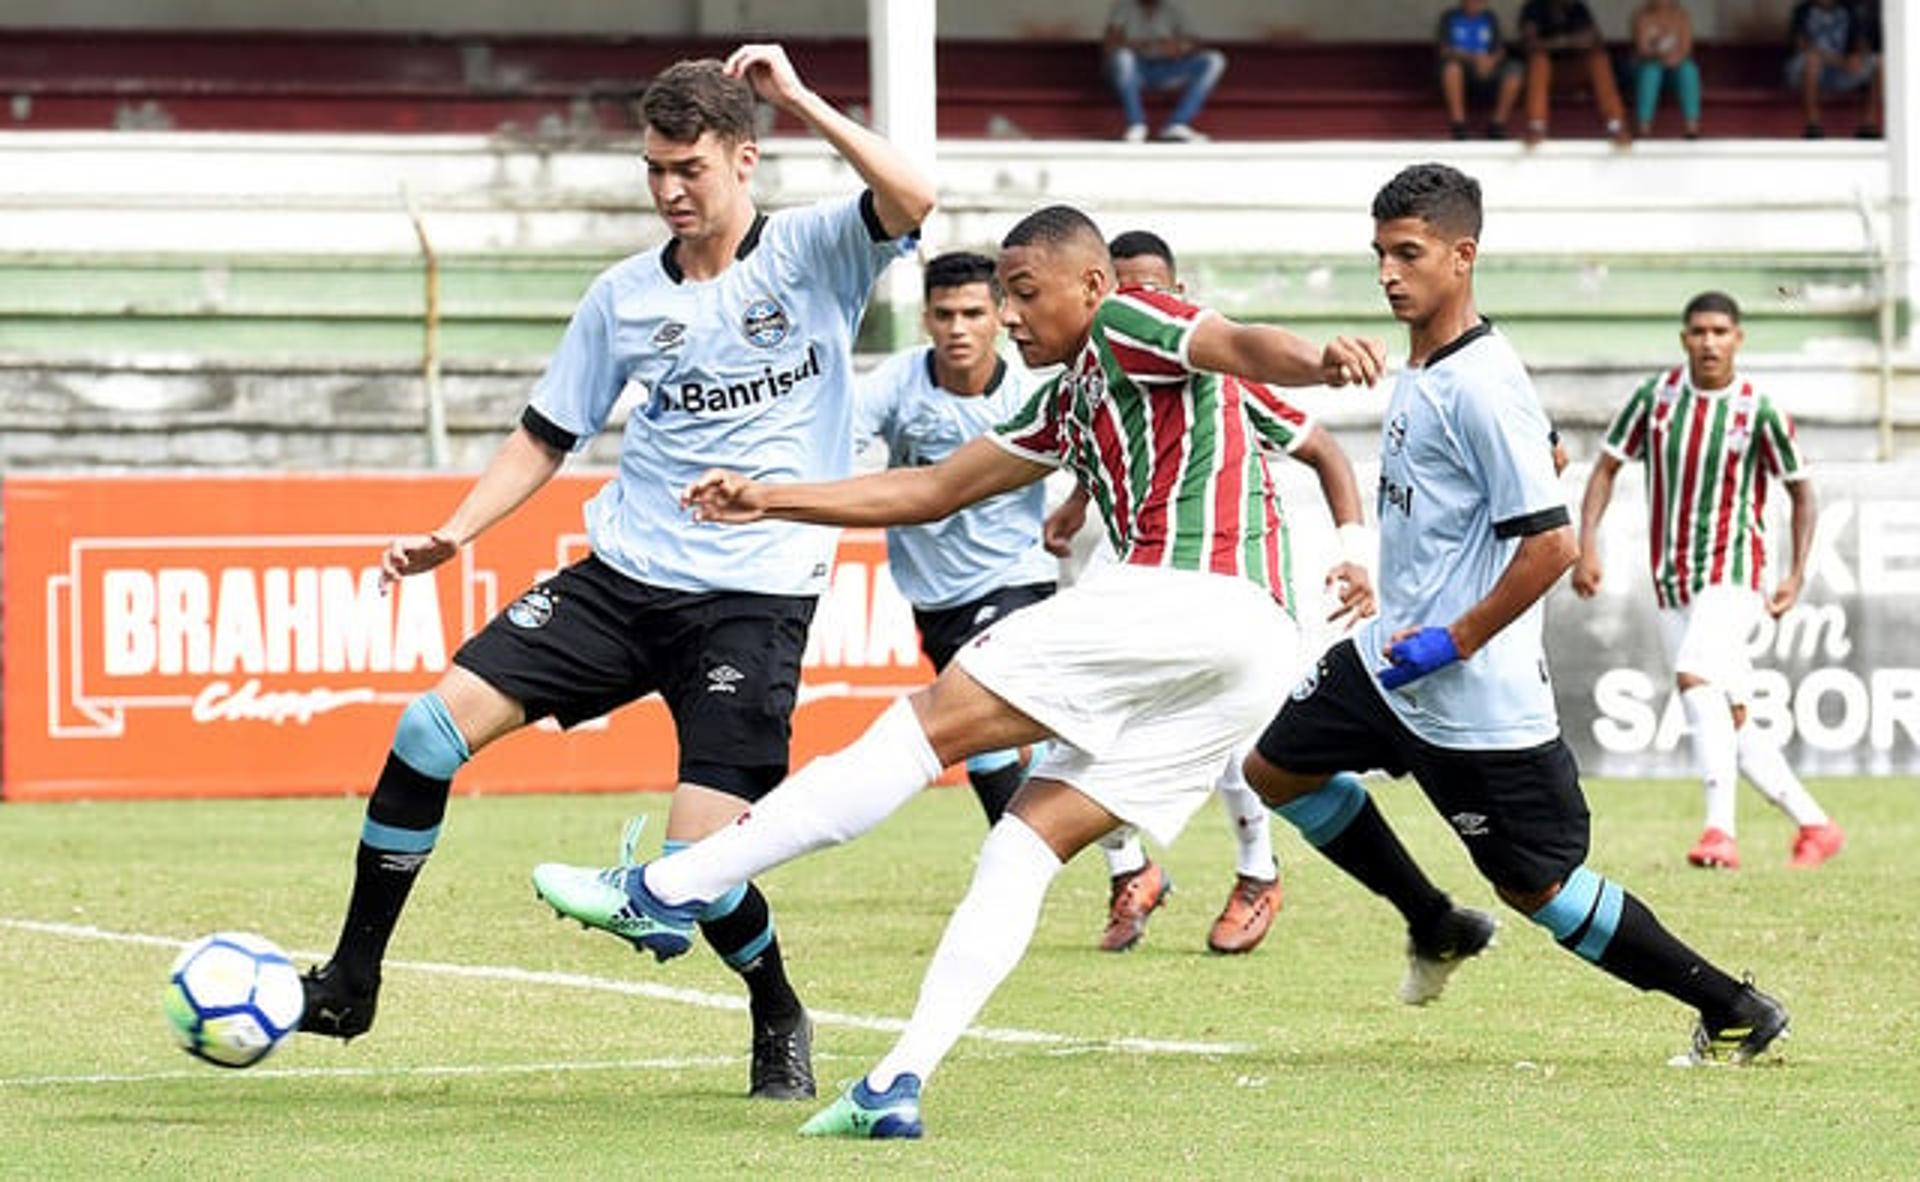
[163,932,305,1069]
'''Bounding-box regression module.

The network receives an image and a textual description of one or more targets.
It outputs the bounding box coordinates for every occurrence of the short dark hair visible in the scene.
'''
[640,59,757,143]
[922,251,1001,301]
[1108,229,1177,275]
[1002,204,1106,253]
[1683,291,1742,324]
[1371,162,1483,240]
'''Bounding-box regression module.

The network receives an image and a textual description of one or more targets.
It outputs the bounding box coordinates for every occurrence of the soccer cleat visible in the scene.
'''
[530,862,699,961]
[1207,869,1284,955]
[1687,827,1740,870]
[1099,860,1172,953]
[1788,822,1844,869]
[1398,906,1498,1005]
[1680,982,1790,1067]
[799,1073,924,1139]
[297,961,378,1041]
[750,1011,817,1100]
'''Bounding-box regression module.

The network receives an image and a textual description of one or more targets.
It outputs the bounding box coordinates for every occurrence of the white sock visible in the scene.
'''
[1737,725,1829,827]
[868,816,1063,1091]
[1217,762,1277,879]
[1680,684,1739,834]
[1098,825,1147,877]
[645,698,942,905]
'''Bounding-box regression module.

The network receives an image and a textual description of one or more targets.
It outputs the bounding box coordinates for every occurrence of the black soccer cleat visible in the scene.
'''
[1686,982,1789,1066]
[1399,906,1498,1005]
[298,961,380,1042]
[748,1011,816,1100]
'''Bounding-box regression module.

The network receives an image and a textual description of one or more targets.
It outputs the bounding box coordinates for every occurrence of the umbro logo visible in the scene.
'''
[652,320,688,350]
[1450,812,1490,837]
[379,852,429,872]
[707,664,746,694]
[972,604,1000,629]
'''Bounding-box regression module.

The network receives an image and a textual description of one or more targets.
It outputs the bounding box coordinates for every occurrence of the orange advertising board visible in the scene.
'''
[2,475,936,801]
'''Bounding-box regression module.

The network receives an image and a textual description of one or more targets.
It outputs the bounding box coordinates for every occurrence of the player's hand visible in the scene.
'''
[724,43,810,112]
[1767,572,1804,618]
[1571,551,1603,599]
[379,530,460,592]
[682,468,768,524]
[1378,625,1460,690]
[1321,336,1386,388]
[1043,490,1089,557]
[1323,561,1376,630]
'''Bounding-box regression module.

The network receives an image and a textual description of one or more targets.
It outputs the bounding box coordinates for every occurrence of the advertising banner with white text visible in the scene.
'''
[2,475,936,801]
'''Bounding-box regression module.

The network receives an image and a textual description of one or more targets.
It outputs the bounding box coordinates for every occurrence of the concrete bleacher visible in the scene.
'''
[0,29,1869,142]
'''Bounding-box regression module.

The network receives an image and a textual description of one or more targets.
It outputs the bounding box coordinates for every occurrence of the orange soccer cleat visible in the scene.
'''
[1686,827,1740,870]
[1207,871,1283,955]
[1788,822,1845,869]
[1099,860,1171,953]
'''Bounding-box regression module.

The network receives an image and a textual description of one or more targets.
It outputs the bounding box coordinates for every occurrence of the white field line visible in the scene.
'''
[0,1055,741,1089]
[1,917,1254,1059]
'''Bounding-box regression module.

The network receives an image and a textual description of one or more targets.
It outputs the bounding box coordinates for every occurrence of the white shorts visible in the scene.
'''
[954,562,1297,846]
[1657,583,1763,703]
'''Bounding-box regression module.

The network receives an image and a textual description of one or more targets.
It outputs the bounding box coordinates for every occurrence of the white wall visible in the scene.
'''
[0,0,1805,43]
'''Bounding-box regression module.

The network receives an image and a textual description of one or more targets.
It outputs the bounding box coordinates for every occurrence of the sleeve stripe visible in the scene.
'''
[1105,326,1184,367]
[984,428,1062,467]
[857,189,890,243]
[1492,505,1571,539]
[521,405,579,451]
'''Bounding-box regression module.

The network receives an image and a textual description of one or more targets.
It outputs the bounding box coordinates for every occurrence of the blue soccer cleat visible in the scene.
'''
[799,1072,925,1139]
[531,862,700,962]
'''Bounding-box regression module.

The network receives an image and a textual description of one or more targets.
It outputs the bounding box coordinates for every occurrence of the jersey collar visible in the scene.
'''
[924,348,1008,396]
[1422,317,1494,368]
[660,212,768,284]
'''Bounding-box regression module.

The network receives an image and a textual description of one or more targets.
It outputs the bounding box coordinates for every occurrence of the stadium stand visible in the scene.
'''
[0,29,1875,141]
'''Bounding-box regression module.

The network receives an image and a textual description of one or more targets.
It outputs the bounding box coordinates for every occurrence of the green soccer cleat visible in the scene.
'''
[531,862,698,962]
[799,1073,924,1140]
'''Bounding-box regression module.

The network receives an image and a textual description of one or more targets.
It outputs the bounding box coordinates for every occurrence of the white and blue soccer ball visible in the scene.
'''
[163,932,305,1069]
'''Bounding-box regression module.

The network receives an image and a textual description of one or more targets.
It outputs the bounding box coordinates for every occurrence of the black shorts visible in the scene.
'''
[912,582,1057,672]
[1256,639,1589,893]
[454,554,815,801]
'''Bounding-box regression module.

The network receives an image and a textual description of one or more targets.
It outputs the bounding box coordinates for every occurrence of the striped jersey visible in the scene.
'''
[1601,368,1809,609]
[987,287,1313,612]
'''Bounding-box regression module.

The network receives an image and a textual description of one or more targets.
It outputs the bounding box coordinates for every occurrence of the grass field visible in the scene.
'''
[2,775,1916,1177]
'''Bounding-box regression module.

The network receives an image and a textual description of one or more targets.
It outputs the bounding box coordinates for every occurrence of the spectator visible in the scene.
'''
[1632,0,1701,138]
[1520,0,1631,146]
[1102,0,1227,143]
[1437,0,1524,140]
[1786,0,1882,139]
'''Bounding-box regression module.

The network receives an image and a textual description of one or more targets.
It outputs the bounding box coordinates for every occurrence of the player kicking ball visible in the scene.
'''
[532,203,1399,1137]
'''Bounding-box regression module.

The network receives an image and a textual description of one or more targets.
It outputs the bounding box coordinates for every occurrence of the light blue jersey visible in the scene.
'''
[1362,321,1570,749]
[855,347,1056,609]
[529,191,913,595]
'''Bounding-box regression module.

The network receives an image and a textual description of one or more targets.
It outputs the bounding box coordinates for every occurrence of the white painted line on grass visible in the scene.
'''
[1,917,1252,1058]
[0,1055,740,1089]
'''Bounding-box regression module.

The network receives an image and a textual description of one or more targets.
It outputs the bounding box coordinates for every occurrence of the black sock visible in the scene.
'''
[968,763,1024,826]
[1315,797,1453,936]
[332,752,449,988]
[699,883,803,1030]
[1587,893,1744,1017]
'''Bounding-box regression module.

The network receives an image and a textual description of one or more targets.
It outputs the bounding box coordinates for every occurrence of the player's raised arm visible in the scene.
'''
[1186,313,1385,389]
[686,435,1051,529]
[725,43,935,237]
[381,423,566,589]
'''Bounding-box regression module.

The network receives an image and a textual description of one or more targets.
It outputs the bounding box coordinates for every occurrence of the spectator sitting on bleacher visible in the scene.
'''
[1519,0,1631,146]
[1102,0,1226,143]
[1437,0,1524,140]
[1786,0,1882,139]
[1631,0,1700,139]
